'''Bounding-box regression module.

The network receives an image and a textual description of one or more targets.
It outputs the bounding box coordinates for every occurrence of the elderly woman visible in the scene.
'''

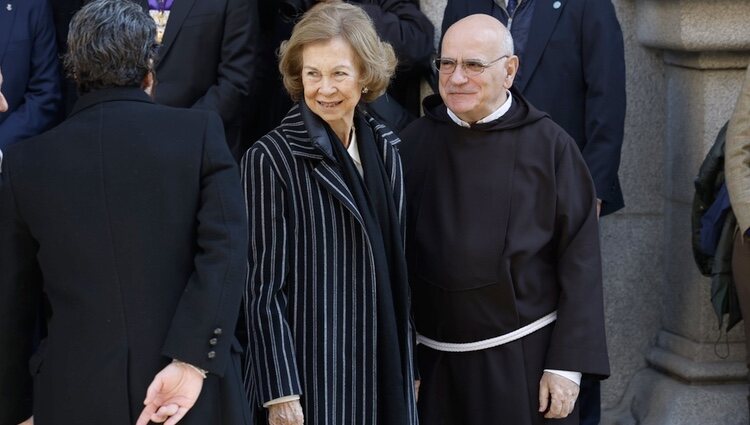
[241,2,417,425]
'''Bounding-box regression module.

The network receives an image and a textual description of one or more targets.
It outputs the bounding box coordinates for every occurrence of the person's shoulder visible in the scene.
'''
[401,116,436,139]
[516,114,577,152]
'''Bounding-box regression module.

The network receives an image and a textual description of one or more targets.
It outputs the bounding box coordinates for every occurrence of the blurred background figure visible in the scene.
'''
[726,64,750,418]
[242,3,417,425]
[0,0,62,150]
[51,0,258,160]
[245,0,434,143]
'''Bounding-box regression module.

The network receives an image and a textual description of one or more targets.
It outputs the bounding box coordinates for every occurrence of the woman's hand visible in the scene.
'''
[268,400,304,425]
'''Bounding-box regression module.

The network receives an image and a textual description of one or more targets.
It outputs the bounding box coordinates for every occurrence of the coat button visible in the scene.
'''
[209,338,218,346]
[213,328,222,335]
[208,351,216,359]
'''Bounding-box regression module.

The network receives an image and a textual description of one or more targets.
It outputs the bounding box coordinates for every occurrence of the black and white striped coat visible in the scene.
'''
[241,103,418,425]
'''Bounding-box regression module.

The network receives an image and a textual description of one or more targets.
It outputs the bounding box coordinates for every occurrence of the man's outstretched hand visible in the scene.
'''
[136,361,204,425]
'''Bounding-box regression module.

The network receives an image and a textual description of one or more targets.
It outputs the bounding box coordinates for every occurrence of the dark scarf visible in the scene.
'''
[326,111,411,425]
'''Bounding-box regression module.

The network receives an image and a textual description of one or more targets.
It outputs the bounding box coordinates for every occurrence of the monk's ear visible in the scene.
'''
[504,55,520,89]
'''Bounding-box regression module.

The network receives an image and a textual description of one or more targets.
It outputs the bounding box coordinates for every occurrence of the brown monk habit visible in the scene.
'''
[398,88,609,425]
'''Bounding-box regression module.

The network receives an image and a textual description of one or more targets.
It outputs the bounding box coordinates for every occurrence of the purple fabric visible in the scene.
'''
[148,0,174,11]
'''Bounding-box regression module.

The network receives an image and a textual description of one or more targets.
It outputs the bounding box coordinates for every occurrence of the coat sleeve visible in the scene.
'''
[160,113,248,376]
[726,65,750,235]
[191,0,257,126]
[579,0,626,211]
[544,136,610,378]
[0,0,61,148]
[0,154,43,424]
[357,0,434,70]
[241,141,303,406]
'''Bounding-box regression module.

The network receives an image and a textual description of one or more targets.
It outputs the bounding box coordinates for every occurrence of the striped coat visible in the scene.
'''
[241,103,418,425]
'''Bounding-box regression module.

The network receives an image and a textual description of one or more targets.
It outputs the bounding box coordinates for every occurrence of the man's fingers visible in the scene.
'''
[152,403,180,422]
[163,406,190,425]
[538,379,550,412]
[547,395,563,418]
[135,403,159,425]
[144,376,164,405]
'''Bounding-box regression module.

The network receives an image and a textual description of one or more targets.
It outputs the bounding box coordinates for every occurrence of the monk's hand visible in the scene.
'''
[268,400,304,425]
[414,380,421,402]
[135,361,204,425]
[18,416,33,425]
[538,371,579,419]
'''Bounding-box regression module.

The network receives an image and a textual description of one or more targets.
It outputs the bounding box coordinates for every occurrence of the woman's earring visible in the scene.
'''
[362,87,369,94]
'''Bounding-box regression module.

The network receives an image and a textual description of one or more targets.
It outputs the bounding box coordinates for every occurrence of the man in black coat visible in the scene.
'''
[0,1,249,424]
[51,0,257,160]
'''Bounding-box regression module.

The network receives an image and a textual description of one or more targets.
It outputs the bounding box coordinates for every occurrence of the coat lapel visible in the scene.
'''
[154,0,197,66]
[287,103,365,227]
[515,0,565,92]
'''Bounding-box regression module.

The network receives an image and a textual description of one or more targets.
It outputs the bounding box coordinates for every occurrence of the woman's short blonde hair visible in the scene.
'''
[278,1,397,102]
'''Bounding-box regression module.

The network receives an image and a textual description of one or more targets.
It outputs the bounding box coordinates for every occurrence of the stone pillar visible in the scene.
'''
[604,1,750,423]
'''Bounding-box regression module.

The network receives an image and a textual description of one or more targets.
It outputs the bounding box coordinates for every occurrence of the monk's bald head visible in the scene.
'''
[441,14,514,58]
[437,14,519,124]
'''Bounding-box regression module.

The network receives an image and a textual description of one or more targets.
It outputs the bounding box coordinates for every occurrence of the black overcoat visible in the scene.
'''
[0,87,250,425]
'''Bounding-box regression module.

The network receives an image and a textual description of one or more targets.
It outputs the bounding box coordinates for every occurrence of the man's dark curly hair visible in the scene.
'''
[65,0,158,94]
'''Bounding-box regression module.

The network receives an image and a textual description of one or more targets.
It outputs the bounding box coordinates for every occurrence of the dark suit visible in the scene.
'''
[0,0,61,148]
[51,0,258,159]
[0,87,250,425]
[442,0,626,216]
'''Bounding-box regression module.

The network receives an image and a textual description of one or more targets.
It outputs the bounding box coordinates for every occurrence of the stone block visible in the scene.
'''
[600,214,663,408]
[603,368,748,425]
[636,0,750,51]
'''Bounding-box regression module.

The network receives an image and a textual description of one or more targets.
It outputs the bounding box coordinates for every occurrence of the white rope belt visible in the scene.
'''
[416,310,557,353]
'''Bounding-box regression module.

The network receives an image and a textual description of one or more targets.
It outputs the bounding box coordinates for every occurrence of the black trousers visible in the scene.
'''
[577,377,600,425]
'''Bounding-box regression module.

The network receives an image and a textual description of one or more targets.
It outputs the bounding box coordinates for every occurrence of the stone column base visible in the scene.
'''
[603,368,747,425]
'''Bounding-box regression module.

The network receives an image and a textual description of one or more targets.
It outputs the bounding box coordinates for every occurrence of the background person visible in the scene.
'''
[726,64,750,418]
[50,0,258,160]
[242,3,418,425]
[0,1,249,424]
[0,0,62,149]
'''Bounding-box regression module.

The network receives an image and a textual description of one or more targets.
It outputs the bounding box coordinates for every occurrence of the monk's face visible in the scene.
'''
[438,19,518,124]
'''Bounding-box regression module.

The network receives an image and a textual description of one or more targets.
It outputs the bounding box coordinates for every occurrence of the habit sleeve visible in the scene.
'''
[544,136,610,378]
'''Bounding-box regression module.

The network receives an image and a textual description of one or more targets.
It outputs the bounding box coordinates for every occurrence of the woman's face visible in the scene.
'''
[301,37,362,133]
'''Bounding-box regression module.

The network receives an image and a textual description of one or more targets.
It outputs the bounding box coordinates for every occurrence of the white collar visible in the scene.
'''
[346,128,364,176]
[447,91,513,128]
